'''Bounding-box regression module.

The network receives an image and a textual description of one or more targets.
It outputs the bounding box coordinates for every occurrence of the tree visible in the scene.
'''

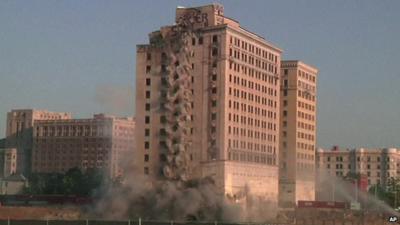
[23,167,106,196]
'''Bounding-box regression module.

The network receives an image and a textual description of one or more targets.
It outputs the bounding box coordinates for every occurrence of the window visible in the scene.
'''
[212,35,218,43]
[192,38,196,45]
[212,48,218,56]
[145,129,150,136]
[145,103,150,111]
[283,100,287,107]
[284,80,288,87]
[146,91,150,98]
[144,154,149,162]
[146,78,151,86]
[145,116,150,124]
[146,53,151,61]
[199,37,203,45]
[283,110,287,117]
[144,167,149,174]
[146,66,151,74]
[284,90,288,96]
[144,142,149,149]
[284,69,288,75]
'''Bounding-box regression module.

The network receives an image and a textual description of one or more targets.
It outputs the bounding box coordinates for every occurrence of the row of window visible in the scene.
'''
[229,48,278,74]
[296,131,315,141]
[296,142,315,151]
[298,80,316,92]
[326,155,395,162]
[228,113,277,129]
[298,121,315,131]
[229,61,279,81]
[298,101,316,112]
[229,75,278,96]
[299,70,316,83]
[297,152,315,160]
[229,100,277,115]
[297,110,316,122]
[228,151,276,165]
[325,163,395,170]
[228,126,276,142]
[229,139,276,153]
[230,35,278,63]
[298,90,316,102]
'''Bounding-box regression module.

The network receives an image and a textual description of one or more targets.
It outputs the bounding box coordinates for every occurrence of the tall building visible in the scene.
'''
[316,147,400,199]
[279,60,318,207]
[0,148,17,178]
[136,4,282,203]
[5,109,72,175]
[32,114,135,178]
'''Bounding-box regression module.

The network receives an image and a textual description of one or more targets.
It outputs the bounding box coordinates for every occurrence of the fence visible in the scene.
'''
[0,219,292,225]
[0,218,393,225]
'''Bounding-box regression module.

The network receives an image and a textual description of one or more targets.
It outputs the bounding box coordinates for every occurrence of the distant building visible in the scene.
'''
[5,109,72,175]
[135,3,281,204]
[279,61,318,207]
[0,138,5,148]
[0,148,17,178]
[316,147,400,200]
[0,174,28,195]
[32,114,135,178]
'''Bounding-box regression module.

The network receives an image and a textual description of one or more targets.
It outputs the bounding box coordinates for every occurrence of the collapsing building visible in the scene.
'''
[135,3,282,206]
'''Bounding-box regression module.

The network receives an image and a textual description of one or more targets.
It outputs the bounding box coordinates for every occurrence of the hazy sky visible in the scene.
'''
[1,0,399,149]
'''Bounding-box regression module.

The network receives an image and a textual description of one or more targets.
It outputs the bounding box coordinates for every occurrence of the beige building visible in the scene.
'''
[0,174,28,195]
[5,109,72,175]
[279,61,318,207]
[32,114,135,178]
[317,147,400,190]
[135,4,281,204]
[0,148,17,178]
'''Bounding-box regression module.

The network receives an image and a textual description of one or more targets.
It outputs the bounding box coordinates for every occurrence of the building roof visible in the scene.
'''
[3,174,27,182]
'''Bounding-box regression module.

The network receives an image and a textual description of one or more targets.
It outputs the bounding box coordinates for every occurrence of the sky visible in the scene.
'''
[0,0,399,149]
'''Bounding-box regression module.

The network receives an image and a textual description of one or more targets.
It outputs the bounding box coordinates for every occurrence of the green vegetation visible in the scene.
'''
[368,177,400,208]
[23,167,105,196]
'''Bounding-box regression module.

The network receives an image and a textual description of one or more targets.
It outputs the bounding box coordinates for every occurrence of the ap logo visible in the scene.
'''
[389,216,398,222]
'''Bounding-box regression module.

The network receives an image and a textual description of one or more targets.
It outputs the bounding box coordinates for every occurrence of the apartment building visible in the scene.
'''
[32,114,135,178]
[135,3,282,203]
[279,61,318,207]
[317,147,400,190]
[5,109,72,175]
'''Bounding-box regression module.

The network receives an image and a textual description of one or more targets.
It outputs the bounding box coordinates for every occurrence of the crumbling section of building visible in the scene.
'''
[147,15,200,182]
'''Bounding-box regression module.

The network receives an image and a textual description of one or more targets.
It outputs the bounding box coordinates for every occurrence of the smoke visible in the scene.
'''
[317,169,400,216]
[89,172,247,222]
[94,85,134,115]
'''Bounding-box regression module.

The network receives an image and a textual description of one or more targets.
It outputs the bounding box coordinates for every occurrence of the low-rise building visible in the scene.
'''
[0,174,28,195]
[5,109,72,175]
[32,114,135,178]
[316,146,400,200]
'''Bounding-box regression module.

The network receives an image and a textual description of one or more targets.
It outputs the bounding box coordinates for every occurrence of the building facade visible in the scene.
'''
[0,148,17,178]
[32,114,135,178]
[317,147,400,189]
[5,109,72,175]
[279,61,318,207]
[135,4,281,204]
